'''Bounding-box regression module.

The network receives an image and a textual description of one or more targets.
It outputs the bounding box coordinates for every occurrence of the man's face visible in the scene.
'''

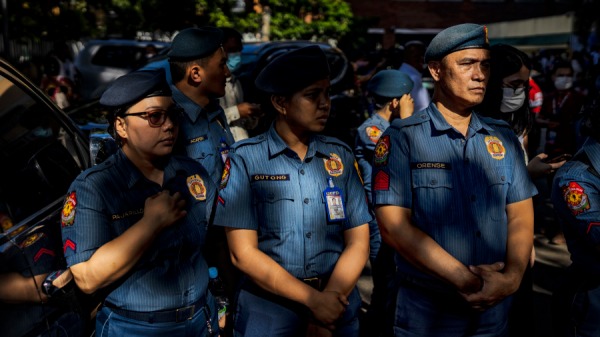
[430,48,490,109]
[200,47,231,98]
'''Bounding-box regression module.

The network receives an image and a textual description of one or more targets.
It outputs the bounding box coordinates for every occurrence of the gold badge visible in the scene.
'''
[187,174,207,201]
[485,136,505,160]
[324,153,344,177]
[61,192,77,227]
[365,126,382,143]
[20,233,44,248]
[483,26,489,44]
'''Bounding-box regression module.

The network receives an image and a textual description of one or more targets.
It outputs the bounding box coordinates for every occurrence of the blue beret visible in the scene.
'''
[255,45,330,95]
[168,27,224,61]
[99,69,171,108]
[425,23,489,62]
[367,70,414,99]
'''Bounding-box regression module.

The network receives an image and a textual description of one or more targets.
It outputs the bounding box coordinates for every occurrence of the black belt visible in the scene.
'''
[300,275,330,291]
[104,295,207,323]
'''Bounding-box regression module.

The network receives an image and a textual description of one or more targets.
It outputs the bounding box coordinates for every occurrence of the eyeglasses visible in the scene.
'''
[123,106,184,127]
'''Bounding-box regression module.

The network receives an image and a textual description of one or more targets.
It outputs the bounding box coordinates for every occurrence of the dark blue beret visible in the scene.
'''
[425,23,489,62]
[255,45,330,95]
[367,70,414,99]
[168,27,224,61]
[99,68,171,108]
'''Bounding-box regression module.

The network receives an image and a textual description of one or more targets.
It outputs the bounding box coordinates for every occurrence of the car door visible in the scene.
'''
[0,58,91,337]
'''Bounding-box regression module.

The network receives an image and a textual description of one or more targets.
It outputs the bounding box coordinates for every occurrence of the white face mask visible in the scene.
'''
[500,87,526,113]
[554,76,573,90]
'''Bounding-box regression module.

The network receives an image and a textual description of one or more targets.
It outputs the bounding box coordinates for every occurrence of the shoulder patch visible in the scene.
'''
[365,126,383,143]
[220,157,231,190]
[61,192,77,227]
[373,135,391,167]
[561,182,591,216]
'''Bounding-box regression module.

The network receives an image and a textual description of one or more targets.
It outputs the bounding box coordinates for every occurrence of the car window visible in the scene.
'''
[0,74,83,225]
[91,45,150,69]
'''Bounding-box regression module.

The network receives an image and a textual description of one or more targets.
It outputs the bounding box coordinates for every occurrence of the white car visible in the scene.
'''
[75,39,169,100]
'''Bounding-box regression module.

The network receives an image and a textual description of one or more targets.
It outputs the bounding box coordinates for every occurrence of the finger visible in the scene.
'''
[536,153,548,160]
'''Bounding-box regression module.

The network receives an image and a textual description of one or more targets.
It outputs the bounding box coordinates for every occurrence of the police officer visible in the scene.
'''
[213,45,371,337]
[373,24,537,336]
[551,106,600,337]
[168,26,234,185]
[61,69,219,337]
[353,70,413,336]
[168,27,239,323]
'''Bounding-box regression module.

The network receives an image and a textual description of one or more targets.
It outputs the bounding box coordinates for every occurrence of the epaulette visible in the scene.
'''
[316,134,353,153]
[231,134,267,151]
[390,110,430,129]
[81,156,116,178]
[478,115,511,128]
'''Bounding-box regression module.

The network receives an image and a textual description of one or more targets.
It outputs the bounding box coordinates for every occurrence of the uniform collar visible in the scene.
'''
[171,85,203,123]
[373,113,391,127]
[583,137,600,174]
[427,102,493,135]
[266,124,323,160]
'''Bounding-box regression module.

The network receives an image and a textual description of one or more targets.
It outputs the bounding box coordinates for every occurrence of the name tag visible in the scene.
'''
[111,208,144,220]
[410,162,451,170]
[188,135,208,144]
[251,174,290,182]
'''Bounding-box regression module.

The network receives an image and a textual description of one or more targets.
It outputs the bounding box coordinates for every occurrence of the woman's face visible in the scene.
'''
[278,78,331,134]
[502,64,529,90]
[116,96,179,159]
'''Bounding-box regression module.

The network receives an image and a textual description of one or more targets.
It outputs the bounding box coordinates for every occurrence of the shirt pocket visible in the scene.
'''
[411,169,453,225]
[186,141,214,162]
[486,165,512,221]
[253,182,295,233]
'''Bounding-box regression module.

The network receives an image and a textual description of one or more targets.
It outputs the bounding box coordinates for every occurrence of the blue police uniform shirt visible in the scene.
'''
[61,150,216,311]
[355,113,390,204]
[213,125,372,278]
[372,103,537,288]
[552,137,600,275]
[172,85,235,185]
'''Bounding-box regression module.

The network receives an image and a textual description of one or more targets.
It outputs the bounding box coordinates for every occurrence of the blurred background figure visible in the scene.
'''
[219,27,262,142]
[398,41,430,112]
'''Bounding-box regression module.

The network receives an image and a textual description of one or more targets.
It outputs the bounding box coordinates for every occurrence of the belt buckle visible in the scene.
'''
[175,305,195,322]
[302,277,321,290]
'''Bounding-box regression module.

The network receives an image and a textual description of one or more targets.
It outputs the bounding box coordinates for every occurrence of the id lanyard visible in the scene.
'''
[323,177,346,222]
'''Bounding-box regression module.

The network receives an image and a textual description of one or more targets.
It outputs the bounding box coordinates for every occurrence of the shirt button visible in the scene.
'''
[430,179,437,186]
[420,114,426,119]
[306,232,312,239]
[471,195,476,202]
[184,290,189,296]
[305,264,311,270]
[304,198,309,204]
[501,176,506,181]
[476,231,482,238]
[300,169,305,175]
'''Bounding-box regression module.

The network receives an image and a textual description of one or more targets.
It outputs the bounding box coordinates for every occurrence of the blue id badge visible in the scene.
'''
[323,177,346,222]
[219,137,229,164]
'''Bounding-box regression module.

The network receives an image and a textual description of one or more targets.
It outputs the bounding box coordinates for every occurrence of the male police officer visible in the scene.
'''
[373,24,537,336]
[551,107,600,336]
[354,70,413,337]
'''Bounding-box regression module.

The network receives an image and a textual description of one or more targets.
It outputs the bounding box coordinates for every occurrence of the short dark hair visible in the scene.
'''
[169,57,210,84]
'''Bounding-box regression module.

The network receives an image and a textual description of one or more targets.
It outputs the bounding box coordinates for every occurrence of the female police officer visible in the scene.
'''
[213,45,371,336]
[60,69,219,336]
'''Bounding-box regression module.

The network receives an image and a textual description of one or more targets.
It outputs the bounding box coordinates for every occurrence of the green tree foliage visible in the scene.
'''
[2,0,354,42]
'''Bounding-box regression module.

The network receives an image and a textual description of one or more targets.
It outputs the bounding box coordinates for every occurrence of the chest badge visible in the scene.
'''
[365,126,383,143]
[187,174,207,201]
[562,182,591,215]
[484,136,506,160]
[20,233,45,248]
[324,153,344,177]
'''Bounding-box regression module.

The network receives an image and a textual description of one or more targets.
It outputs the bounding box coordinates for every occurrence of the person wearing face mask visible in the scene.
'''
[219,27,262,142]
[538,61,585,158]
[476,43,567,337]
